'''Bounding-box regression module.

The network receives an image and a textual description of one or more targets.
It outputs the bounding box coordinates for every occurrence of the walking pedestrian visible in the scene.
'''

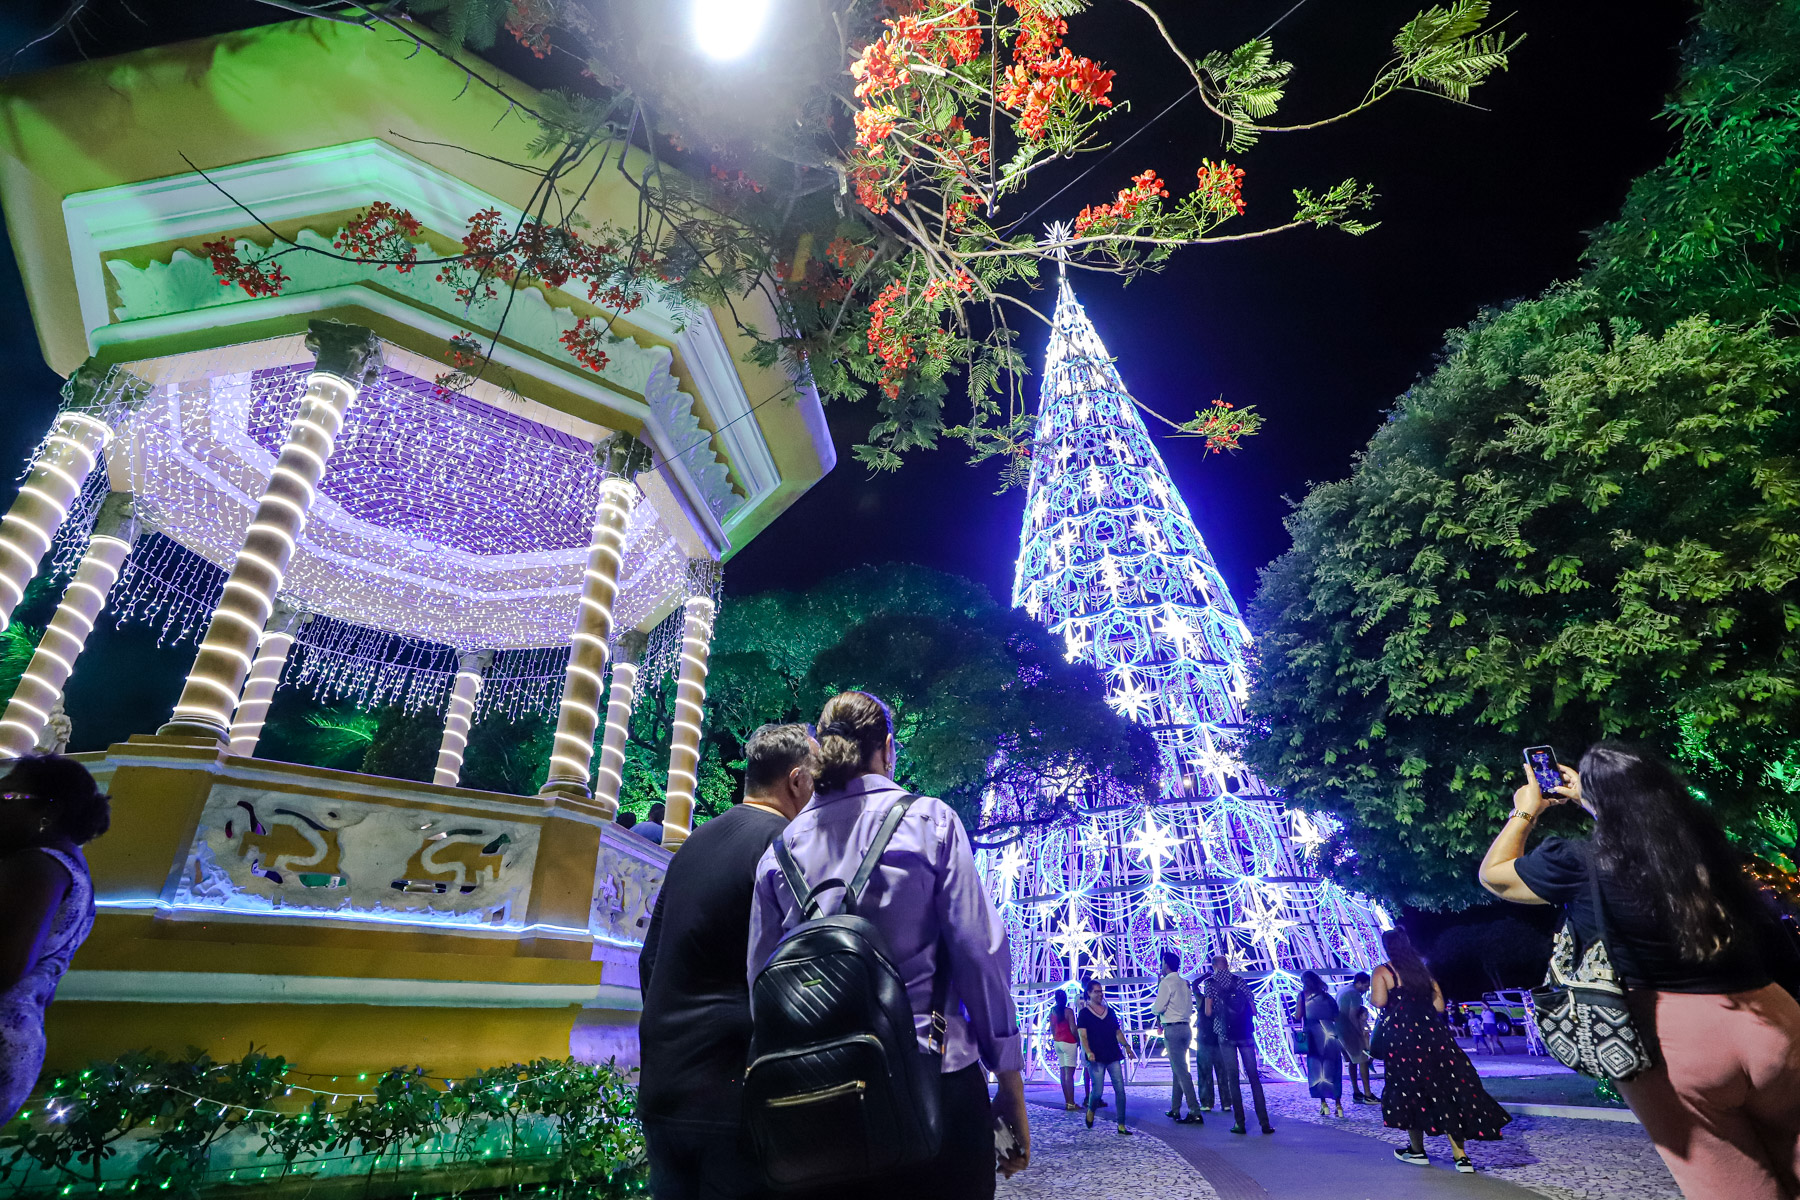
[748,691,1029,1197]
[1301,971,1344,1117]
[0,755,109,1125]
[1203,954,1273,1135]
[1480,741,1800,1200]
[1371,928,1509,1173]
[1049,989,1080,1111]
[1153,950,1202,1124]
[1077,979,1134,1135]
[639,725,817,1199]
[1478,1002,1502,1054]
[1336,972,1375,1102]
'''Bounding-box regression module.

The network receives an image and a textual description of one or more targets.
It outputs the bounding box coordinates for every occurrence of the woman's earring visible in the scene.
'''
[36,816,52,836]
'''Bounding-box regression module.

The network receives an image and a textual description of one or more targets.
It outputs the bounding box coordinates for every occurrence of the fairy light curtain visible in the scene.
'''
[35,350,713,724]
[979,275,1391,1082]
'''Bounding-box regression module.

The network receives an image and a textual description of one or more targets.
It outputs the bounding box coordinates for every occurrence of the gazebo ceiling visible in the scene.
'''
[103,337,689,650]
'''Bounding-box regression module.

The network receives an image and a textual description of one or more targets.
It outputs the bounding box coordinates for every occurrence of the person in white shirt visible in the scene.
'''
[1153,951,1202,1124]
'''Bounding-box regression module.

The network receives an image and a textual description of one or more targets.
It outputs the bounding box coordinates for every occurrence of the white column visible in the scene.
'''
[433,649,492,788]
[539,434,649,803]
[0,382,113,632]
[225,601,308,758]
[159,321,382,741]
[591,630,647,820]
[660,583,717,851]
[0,491,137,757]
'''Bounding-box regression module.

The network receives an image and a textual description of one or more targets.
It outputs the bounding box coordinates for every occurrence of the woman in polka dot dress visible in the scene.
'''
[1371,928,1510,1173]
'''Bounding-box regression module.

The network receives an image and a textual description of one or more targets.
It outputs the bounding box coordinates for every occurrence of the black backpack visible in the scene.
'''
[1223,979,1255,1042]
[744,795,948,1189]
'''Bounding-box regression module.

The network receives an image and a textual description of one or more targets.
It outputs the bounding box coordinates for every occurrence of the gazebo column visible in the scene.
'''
[538,433,650,803]
[159,321,382,741]
[433,649,493,788]
[590,630,647,820]
[661,576,718,851]
[225,601,309,758]
[0,366,114,631]
[0,491,138,758]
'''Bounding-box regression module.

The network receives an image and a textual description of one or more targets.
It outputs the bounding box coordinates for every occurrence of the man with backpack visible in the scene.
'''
[637,724,818,1199]
[1203,954,1275,1135]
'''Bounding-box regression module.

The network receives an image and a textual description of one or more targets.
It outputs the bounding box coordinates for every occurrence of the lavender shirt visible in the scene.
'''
[747,774,1024,1075]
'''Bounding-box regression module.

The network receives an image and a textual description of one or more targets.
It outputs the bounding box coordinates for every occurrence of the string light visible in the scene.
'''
[978,274,1390,1081]
[433,652,490,786]
[660,565,719,848]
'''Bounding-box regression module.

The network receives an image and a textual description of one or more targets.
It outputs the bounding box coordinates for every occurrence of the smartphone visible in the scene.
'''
[994,1115,1020,1163]
[1523,745,1562,795]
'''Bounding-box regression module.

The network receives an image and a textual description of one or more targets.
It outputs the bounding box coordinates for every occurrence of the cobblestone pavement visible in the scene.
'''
[1124,1081,1679,1200]
[997,1101,1222,1200]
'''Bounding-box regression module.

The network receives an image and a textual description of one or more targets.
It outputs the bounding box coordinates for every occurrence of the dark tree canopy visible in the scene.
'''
[1241,0,1800,909]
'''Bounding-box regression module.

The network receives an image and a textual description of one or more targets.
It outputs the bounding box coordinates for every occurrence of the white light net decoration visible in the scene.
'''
[979,274,1391,1082]
[41,343,715,723]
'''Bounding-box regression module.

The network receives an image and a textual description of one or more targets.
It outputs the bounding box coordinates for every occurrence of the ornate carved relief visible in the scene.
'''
[589,831,667,944]
[176,784,540,926]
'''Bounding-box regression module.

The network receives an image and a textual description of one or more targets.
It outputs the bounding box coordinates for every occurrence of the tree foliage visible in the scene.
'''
[1241,0,1800,909]
[177,0,1522,478]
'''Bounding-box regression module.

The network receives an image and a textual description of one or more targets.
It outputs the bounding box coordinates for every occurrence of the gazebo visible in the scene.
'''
[0,17,833,1076]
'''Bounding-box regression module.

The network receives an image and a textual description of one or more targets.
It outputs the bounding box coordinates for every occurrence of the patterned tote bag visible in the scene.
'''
[1529,855,1654,1081]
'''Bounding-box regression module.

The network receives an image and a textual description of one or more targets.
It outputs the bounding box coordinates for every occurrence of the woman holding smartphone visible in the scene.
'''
[1479,742,1800,1199]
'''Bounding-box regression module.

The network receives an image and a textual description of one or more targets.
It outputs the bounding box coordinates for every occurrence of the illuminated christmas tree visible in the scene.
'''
[979,267,1390,1080]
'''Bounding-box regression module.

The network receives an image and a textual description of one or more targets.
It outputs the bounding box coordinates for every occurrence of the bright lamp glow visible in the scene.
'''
[693,0,770,60]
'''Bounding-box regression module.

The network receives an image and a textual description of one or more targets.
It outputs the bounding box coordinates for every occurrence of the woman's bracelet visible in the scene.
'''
[1506,808,1538,824]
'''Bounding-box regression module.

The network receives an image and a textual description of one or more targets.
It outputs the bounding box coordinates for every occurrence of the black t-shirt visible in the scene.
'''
[638,803,787,1123]
[1076,1003,1125,1064]
[1513,835,1772,995]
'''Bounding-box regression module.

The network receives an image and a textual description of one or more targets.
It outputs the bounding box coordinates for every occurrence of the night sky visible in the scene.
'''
[0,0,1695,751]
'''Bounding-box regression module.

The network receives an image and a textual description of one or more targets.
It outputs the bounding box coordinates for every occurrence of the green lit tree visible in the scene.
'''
[1241,0,1800,909]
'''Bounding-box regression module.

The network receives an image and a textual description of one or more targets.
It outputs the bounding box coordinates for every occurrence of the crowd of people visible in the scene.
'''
[3,700,1798,1200]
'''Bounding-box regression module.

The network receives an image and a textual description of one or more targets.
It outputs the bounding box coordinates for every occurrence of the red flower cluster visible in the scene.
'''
[1074,169,1169,235]
[851,35,913,100]
[1195,159,1247,216]
[504,0,554,58]
[854,105,901,150]
[334,201,423,272]
[445,331,484,371]
[997,48,1114,140]
[1184,399,1253,454]
[866,281,918,398]
[709,164,766,193]
[560,318,612,374]
[202,238,289,298]
[921,270,975,304]
[827,237,872,271]
[1012,4,1066,61]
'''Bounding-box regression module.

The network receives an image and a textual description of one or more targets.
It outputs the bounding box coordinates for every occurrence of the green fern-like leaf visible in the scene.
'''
[1386,1,1521,104]
[1199,38,1294,151]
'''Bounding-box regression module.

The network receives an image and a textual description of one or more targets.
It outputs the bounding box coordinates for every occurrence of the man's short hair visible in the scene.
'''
[1161,950,1180,973]
[647,801,665,821]
[744,723,816,793]
[1353,971,1371,986]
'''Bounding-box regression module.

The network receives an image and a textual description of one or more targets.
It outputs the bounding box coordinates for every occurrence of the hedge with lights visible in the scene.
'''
[0,1051,643,1199]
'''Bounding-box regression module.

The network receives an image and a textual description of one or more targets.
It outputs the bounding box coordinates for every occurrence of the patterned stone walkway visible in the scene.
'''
[1001,1080,1677,1200]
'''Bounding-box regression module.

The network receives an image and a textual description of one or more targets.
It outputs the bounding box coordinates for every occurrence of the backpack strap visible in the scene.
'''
[925,933,952,1056]
[772,837,844,922]
[843,793,920,915]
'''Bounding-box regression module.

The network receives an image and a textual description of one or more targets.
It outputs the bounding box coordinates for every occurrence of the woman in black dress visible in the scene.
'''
[1371,928,1510,1173]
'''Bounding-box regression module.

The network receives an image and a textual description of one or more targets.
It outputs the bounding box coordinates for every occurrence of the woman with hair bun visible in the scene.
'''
[748,690,1029,1197]
[0,754,110,1124]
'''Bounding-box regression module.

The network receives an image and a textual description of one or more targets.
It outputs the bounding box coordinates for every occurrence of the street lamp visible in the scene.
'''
[692,0,770,61]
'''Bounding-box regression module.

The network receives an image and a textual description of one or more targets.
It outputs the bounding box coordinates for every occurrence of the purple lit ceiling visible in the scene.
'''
[247,364,602,557]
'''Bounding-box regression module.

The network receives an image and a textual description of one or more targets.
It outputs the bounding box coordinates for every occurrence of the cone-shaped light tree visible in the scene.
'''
[980,270,1391,1080]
